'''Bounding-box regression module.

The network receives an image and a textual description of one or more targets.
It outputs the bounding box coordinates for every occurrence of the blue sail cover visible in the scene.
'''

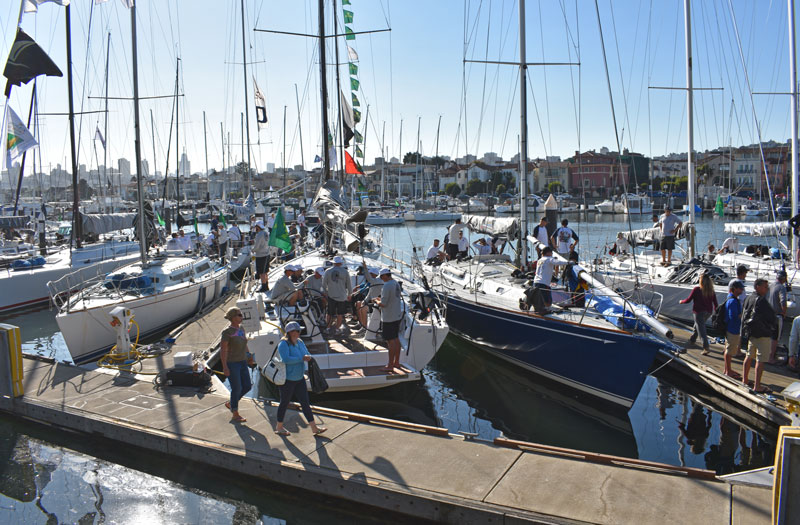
[587,293,653,332]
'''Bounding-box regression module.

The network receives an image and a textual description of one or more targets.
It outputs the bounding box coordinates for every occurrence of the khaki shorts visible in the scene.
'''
[747,336,771,361]
[725,332,740,354]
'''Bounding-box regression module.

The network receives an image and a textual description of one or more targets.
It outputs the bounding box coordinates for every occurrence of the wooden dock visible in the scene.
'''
[0,356,772,524]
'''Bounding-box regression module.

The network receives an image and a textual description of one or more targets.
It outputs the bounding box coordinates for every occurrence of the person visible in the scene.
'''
[787,314,800,372]
[303,266,325,296]
[562,251,588,307]
[374,268,403,372]
[551,218,578,258]
[532,246,567,309]
[274,321,327,437]
[790,212,800,268]
[532,217,550,255]
[297,211,306,229]
[741,278,775,393]
[323,255,353,333]
[177,229,192,252]
[610,232,629,256]
[723,280,745,379]
[456,230,469,259]
[679,272,718,355]
[718,237,739,254]
[210,214,219,232]
[651,214,661,251]
[204,229,217,254]
[446,218,464,260]
[767,270,788,364]
[271,265,303,306]
[252,221,269,292]
[166,232,181,250]
[725,264,750,358]
[472,237,491,256]
[217,224,229,264]
[228,222,242,250]
[704,244,716,261]
[267,212,276,230]
[220,307,252,423]
[356,264,382,328]
[490,235,504,254]
[426,239,444,263]
[658,207,683,266]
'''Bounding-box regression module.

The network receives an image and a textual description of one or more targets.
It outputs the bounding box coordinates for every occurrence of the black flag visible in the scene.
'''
[4,29,62,96]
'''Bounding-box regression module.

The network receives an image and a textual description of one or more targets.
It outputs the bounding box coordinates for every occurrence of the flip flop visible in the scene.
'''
[231,415,247,423]
[313,427,327,436]
[274,429,291,436]
[753,386,772,394]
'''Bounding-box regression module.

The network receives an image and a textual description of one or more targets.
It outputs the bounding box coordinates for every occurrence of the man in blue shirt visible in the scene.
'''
[723,280,744,379]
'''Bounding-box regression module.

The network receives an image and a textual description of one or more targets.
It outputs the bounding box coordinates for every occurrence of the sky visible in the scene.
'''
[1,0,798,178]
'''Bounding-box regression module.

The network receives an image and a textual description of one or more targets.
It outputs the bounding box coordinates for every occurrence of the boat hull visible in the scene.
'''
[441,295,661,407]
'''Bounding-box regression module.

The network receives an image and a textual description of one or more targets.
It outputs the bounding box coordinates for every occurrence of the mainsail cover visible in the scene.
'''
[79,212,137,235]
[463,214,519,240]
[723,221,789,237]
[0,215,30,229]
[618,223,692,246]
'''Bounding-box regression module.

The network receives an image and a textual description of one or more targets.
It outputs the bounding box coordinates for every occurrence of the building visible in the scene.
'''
[568,150,630,196]
[534,161,570,193]
[179,152,191,178]
[119,158,131,179]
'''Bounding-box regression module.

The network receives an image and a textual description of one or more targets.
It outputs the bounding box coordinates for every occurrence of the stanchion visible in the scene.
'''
[0,324,23,397]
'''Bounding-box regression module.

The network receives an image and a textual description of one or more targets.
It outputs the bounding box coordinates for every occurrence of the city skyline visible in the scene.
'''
[1,1,798,180]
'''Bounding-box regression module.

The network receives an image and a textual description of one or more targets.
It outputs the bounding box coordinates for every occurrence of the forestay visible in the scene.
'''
[723,221,789,237]
[462,214,520,240]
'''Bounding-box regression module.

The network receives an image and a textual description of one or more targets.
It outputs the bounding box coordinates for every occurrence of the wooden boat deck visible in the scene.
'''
[322,365,412,380]
[306,337,388,355]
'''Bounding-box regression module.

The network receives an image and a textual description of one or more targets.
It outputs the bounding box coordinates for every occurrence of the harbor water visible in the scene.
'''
[0,213,781,523]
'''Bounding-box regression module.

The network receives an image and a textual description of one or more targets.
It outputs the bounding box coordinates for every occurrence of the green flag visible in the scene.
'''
[349,62,358,76]
[268,208,293,253]
[155,211,165,227]
[350,77,359,91]
[355,145,364,158]
[344,9,353,23]
[715,196,724,217]
[345,26,355,40]
[193,217,199,235]
[357,177,366,191]
[395,199,400,207]
[354,129,363,143]
[219,212,227,227]
[353,108,361,123]
[351,92,360,107]
[342,0,351,4]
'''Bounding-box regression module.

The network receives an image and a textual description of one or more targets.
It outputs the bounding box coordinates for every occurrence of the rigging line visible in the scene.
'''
[526,72,550,162]
[75,0,96,168]
[664,9,682,156]
[698,0,722,148]
[692,1,710,152]
[607,0,637,156]
[472,0,491,157]
[727,0,779,228]
[537,0,553,154]
[593,0,638,272]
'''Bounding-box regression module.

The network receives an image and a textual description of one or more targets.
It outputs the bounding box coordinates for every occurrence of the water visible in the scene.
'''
[0,214,778,522]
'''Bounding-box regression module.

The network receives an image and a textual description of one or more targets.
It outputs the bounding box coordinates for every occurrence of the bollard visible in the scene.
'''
[544,194,559,241]
[0,324,23,397]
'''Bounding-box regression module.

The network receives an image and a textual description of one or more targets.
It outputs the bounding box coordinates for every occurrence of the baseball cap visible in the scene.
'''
[777,270,788,279]
[379,268,391,276]
[736,264,749,274]
[664,206,672,211]
[255,220,265,229]
[368,267,379,275]
[284,321,301,333]
[314,266,325,275]
[333,255,344,264]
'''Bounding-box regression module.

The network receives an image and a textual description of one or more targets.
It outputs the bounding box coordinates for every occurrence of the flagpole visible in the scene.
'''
[318,0,330,181]
[66,5,82,249]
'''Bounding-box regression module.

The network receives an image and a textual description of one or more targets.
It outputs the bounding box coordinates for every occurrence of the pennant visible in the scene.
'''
[120,0,134,7]
[357,178,366,191]
[24,0,70,13]
[351,92,360,107]
[345,26,355,41]
[345,151,364,175]
[314,154,322,163]
[354,129,363,143]
[194,217,199,235]
[715,196,724,217]
[155,211,165,227]
[347,45,358,62]
[253,77,268,129]
[268,208,293,253]
[355,145,364,158]
[342,0,351,4]
[5,106,38,168]
[219,212,227,227]
[94,126,106,150]
[350,77,359,91]
[340,90,355,147]
[349,62,358,76]
[353,108,361,123]
[3,29,63,96]
[344,10,353,24]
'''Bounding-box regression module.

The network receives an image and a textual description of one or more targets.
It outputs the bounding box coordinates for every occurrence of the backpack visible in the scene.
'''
[711,302,727,334]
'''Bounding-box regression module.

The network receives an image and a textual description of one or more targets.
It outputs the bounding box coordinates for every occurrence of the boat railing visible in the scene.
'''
[47,262,120,312]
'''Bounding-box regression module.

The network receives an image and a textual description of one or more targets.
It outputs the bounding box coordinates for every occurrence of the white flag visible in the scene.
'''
[339,90,354,130]
[24,0,70,13]
[95,126,106,150]
[253,77,268,130]
[4,106,38,168]
[347,45,358,62]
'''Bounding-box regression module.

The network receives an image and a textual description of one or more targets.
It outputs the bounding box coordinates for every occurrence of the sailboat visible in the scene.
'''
[418,0,678,409]
[53,4,229,365]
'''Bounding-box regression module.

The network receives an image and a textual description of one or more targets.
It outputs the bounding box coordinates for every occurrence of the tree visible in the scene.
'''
[402,151,421,164]
[445,182,461,197]
[496,184,506,195]
[78,179,95,199]
[465,178,483,195]
[431,156,447,168]
[547,181,563,194]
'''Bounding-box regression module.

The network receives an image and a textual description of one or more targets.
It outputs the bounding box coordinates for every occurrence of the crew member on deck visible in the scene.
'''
[426,239,445,263]
[271,265,303,306]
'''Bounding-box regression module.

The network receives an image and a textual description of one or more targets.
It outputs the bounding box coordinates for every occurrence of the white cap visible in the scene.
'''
[314,266,325,275]
[284,265,295,272]
[292,264,302,271]
[379,268,391,276]
[368,267,379,275]
[333,255,344,264]
[255,220,265,229]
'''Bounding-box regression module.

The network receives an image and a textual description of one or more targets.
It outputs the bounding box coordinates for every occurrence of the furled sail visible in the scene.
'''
[463,214,519,240]
[79,212,137,235]
[723,221,789,237]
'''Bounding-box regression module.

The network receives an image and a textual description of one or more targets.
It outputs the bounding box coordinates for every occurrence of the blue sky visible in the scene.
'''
[1,0,797,176]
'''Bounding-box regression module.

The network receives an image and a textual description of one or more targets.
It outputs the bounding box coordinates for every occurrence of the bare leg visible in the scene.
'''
[723,348,733,376]
[768,339,778,364]
[742,356,752,386]
[661,249,667,263]
[753,360,765,391]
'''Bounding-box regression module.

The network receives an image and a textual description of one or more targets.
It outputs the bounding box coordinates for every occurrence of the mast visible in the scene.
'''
[66,5,82,248]
[240,0,253,192]
[684,0,696,257]
[415,117,421,200]
[103,32,110,207]
[220,123,226,199]
[333,0,345,184]
[203,111,209,177]
[790,0,798,257]
[398,119,403,198]
[175,58,180,204]
[518,0,529,264]
[435,115,441,203]
[295,83,306,202]
[283,105,287,188]
[150,109,157,187]
[240,112,245,169]
[381,121,386,202]
[131,4,147,264]
[318,0,330,180]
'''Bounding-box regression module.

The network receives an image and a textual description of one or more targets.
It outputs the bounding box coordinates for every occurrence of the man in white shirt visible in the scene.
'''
[228,222,242,249]
[216,224,229,263]
[718,237,739,254]
[166,233,181,251]
[446,218,464,260]
[267,212,276,230]
[472,238,491,255]
[658,207,682,266]
[426,239,444,263]
[533,246,567,309]
[550,218,578,258]
[297,212,306,228]
[457,231,469,259]
[177,229,192,252]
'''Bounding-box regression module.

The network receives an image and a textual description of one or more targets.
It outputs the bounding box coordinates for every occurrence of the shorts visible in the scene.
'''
[661,236,675,250]
[327,299,349,316]
[382,320,401,340]
[534,283,552,306]
[255,256,268,275]
[747,336,771,360]
[446,243,459,259]
[725,332,740,354]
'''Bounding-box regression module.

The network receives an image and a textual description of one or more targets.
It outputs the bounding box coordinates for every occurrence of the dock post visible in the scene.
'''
[0,324,24,397]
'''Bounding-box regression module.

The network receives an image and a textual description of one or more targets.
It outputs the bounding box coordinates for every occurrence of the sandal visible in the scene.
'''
[725,371,742,380]
[274,429,291,436]
[701,349,711,356]
[753,386,772,394]
[224,401,231,411]
[313,427,328,436]
[231,414,247,423]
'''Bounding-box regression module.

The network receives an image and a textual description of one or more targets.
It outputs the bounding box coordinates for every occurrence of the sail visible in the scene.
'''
[463,214,519,240]
[618,223,691,246]
[723,221,789,237]
[79,212,137,235]
[312,179,349,223]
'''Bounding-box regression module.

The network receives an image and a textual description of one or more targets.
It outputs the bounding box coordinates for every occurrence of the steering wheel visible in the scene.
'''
[276,287,326,338]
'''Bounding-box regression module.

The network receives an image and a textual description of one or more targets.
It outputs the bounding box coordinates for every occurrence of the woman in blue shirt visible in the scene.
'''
[274,322,327,436]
